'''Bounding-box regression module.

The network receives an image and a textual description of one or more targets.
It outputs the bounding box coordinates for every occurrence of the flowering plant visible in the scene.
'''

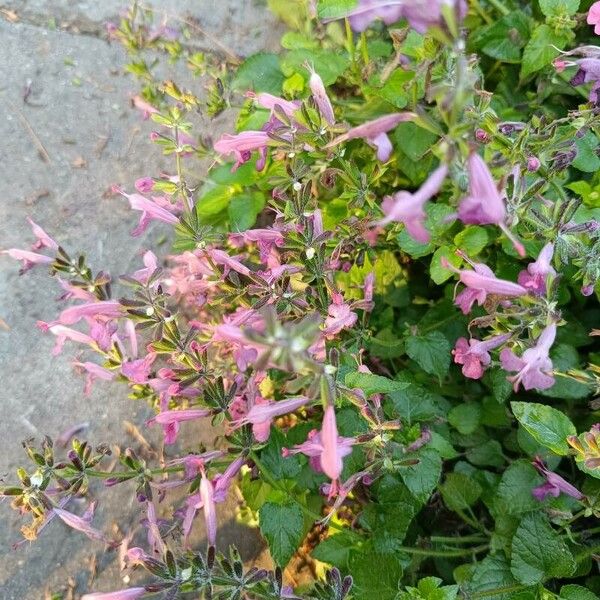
[4,0,600,598]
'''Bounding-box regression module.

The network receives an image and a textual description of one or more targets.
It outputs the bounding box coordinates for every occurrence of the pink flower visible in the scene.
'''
[517,243,556,295]
[54,503,116,547]
[199,471,217,546]
[205,248,252,277]
[81,588,146,600]
[442,257,527,314]
[27,218,58,251]
[73,361,116,395]
[376,164,448,242]
[54,301,123,325]
[588,2,600,35]
[213,455,246,501]
[118,190,179,236]
[147,408,212,444]
[131,94,158,119]
[214,130,271,171]
[246,91,301,119]
[308,67,335,125]
[284,425,354,478]
[531,456,583,501]
[452,333,511,379]
[500,323,557,391]
[1,248,53,272]
[134,177,155,193]
[37,322,97,355]
[131,250,159,285]
[121,353,156,384]
[233,396,311,441]
[458,153,525,256]
[326,112,416,161]
[323,293,358,338]
[320,405,345,482]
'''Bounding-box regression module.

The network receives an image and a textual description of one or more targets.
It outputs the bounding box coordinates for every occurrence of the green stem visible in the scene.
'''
[430,534,488,544]
[63,466,185,479]
[485,0,509,16]
[471,584,530,598]
[397,543,489,558]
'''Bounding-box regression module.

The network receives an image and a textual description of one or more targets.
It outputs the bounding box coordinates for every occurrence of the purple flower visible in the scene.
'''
[376,164,448,242]
[81,589,146,600]
[531,456,584,501]
[54,503,117,547]
[121,353,156,384]
[200,471,217,546]
[134,177,155,193]
[147,408,213,445]
[246,91,301,120]
[458,153,525,256]
[308,67,335,125]
[570,58,600,101]
[500,323,557,391]
[214,130,272,171]
[323,294,358,338]
[326,112,416,161]
[517,243,556,295]
[452,333,511,379]
[328,0,466,34]
[72,361,116,396]
[442,257,528,314]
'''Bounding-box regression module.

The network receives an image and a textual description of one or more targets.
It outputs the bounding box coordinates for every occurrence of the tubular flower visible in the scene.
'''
[308,67,335,125]
[147,408,213,445]
[589,2,600,35]
[376,164,448,242]
[214,130,272,172]
[325,112,416,161]
[500,323,557,391]
[517,243,556,295]
[81,588,146,600]
[452,333,511,379]
[442,257,527,314]
[457,153,525,256]
[531,456,584,501]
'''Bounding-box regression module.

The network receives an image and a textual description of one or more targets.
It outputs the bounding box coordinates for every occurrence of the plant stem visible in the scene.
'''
[397,543,489,557]
[472,584,530,598]
[486,0,509,16]
[430,534,488,544]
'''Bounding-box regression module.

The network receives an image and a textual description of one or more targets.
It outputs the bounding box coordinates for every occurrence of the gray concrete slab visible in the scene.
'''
[0,2,282,597]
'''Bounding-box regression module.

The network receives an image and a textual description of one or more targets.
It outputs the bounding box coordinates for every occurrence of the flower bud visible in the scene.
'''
[527,156,541,172]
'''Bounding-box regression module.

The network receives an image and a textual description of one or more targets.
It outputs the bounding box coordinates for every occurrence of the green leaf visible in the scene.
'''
[395,122,438,161]
[466,440,504,468]
[430,246,461,284]
[560,584,600,600]
[228,192,265,231]
[454,226,490,256]
[511,402,576,456]
[520,24,568,79]
[312,531,357,567]
[440,472,482,512]
[280,49,349,85]
[469,555,521,600]
[317,0,357,19]
[448,403,481,435]
[510,512,576,585]
[388,382,447,424]
[399,448,442,505]
[539,0,579,17]
[348,549,404,600]
[541,344,591,400]
[259,502,304,566]
[470,11,530,63]
[370,69,412,109]
[345,371,408,395]
[573,132,600,173]
[361,501,416,553]
[232,53,284,95]
[406,331,451,383]
[494,460,543,515]
[486,368,513,403]
[196,184,236,217]
[260,429,302,479]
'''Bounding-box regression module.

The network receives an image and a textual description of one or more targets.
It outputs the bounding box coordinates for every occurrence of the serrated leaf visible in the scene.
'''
[345,371,408,395]
[469,555,521,600]
[510,512,576,585]
[312,531,357,567]
[406,331,451,383]
[430,246,461,284]
[494,460,543,515]
[232,53,284,95]
[317,0,357,19]
[440,472,482,512]
[511,402,576,456]
[259,502,304,566]
[399,448,442,505]
[520,24,568,79]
